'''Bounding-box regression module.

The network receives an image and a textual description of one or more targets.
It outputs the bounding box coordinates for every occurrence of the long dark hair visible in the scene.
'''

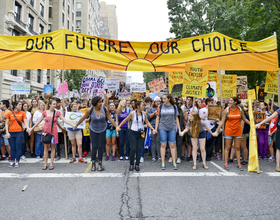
[163,94,175,105]
[231,97,241,105]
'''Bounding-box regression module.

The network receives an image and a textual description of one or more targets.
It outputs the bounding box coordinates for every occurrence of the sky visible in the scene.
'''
[101,0,175,83]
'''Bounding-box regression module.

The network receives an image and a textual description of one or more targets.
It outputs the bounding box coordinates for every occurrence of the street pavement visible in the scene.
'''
[0,154,280,220]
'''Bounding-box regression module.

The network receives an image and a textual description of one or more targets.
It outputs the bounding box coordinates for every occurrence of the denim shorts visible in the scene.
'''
[158,129,176,144]
[106,129,117,138]
[224,134,242,139]
[190,130,206,139]
[269,134,276,143]
[1,133,9,146]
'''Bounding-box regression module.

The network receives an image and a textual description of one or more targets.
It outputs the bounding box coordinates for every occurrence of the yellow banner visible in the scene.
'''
[265,70,279,95]
[247,89,256,101]
[182,64,209,98]
[248,99,262,172]
[0,29,278,71]
[220,75,237,98]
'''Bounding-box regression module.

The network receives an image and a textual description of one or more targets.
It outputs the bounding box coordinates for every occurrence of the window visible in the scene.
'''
[49,7,52,18]
[47,76,50,84]
[28,14,34,28]
[12,29,20,36]
[76,11,81,17]
[68,5,70,14]
[62,0,65,7]
[40,4,44,17]
[39,24,44,34]
[37,69,41,83]
[14,1,22,20]
[48,24,51,32]
[11,70,17,76]
[72,26,74,31]
[76,29,81,33]
[67,20,69,29]
[76,20,81,27]
[26,70,30,80]
[72,0,74,7]
[72,12,74,21]
[30,0,34,7]
[76,2,81,9]
[62,13,64,23]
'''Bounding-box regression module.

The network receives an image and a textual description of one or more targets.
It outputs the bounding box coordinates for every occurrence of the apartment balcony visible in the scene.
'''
[14,14,26,29]
[6,11,27,34]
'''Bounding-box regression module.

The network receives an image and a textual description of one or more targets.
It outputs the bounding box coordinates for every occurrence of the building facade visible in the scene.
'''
[100,1,118,40]
[0,0,49,100]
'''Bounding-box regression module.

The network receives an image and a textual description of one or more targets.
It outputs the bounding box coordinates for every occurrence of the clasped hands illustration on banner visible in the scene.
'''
[0,29,278,71]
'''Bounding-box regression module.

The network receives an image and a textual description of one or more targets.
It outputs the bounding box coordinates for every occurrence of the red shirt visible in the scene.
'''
[269,117,277,134]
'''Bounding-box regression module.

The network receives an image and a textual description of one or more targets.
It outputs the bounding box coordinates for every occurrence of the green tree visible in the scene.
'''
[167,0,280,89]
[56,69,88,91]
[143,72,165,89]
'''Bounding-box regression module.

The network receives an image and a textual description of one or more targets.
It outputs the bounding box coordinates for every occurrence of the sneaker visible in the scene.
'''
[105,156,110,161]
[181,156,185,160]
[176,158,182,164]
[140,157,144,163]
[31,153,36,158]
[228,158,233,163]
[118,156,123,162]
[36,156,40,159]
[0,155,6,160]
[69,158,76,163]
[152,158,156,163]
[8,162,14,168]
[54,156,61,161]
[237,164,244,171]
[173,163,178,170]
[241,160,248,165]
[186,157,191,162]
[206,157,212,161]
[78,158,87,164]
[8,156,11,161]
[168,157,172,163]
[21,156,26,161]
[216,155,221,160]
[111,156,116,161]
[268,156,275,163]
[14,163,19,168]
[224,163,229,170]
[82,151,88,158]
[161,163,166,170]
[158,158,162,162]
[125,156,129,162]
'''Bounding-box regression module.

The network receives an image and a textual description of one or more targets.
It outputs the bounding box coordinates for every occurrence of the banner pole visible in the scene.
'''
[218,71,225,161]
[278,71,280,107]
[62,69,68,160]
[271,94,274,110]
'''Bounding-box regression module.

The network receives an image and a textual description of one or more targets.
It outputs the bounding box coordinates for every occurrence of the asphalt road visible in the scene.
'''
[0,154,279,220]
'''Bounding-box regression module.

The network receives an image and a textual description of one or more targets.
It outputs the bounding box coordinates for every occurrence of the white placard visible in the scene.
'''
[73,89,80,98]
[130,83,146,93]
[11,82,30,94]
[64,112,85,129]
[110,71,127,82]
[104,79,120,90]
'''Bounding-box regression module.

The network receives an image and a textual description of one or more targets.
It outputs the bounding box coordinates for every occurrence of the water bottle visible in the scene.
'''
[51,136,55,145]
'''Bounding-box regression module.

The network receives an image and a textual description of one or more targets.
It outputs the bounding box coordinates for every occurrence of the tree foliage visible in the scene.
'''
[143,72,165,89]
[167,0,280,89]
[56,69,88,91]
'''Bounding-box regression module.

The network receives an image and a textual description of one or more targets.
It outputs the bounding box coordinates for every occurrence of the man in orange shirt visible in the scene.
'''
[0,100,11,161]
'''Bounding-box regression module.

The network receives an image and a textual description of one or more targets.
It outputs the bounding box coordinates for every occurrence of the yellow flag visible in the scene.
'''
[248,99,262,172]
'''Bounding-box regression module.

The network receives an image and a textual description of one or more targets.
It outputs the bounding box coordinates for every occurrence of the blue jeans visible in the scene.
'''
[158,129,176,144]
[9,132,22,162]
[35,133,44,157]
[119,127,130,157]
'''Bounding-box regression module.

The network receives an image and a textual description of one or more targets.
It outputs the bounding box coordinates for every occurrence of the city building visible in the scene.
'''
[0,0,49,100]
[99,1,118,40]
[99,16,110,39]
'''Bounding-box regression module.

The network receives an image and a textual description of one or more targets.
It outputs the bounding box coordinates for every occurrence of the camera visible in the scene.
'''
[109,124,115,131]
[138,128,144,134]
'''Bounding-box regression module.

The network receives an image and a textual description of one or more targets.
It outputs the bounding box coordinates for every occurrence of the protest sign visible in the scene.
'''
[206,82,217,100]
[11,82,30,94]
[148,77,166,93]
[119,92,131,100]
[132,92,145,101]
[44,84,53,98]
[220,75,237,98]
[253,112,266,129]
[80,108,89,136]
[257,87,265,102]
[208,105,222,120]
[247,89,256,100]
[168,71,184,95]
[171,84,183,97]
[236,76,248,99]
[64,112,85,129]
[182,64,209,98]
[80,77,104,99]
[104,79,120,90]
[110,71,127,82]
[72,89,80,98]
[17,77,23,83]
[58,82,68,94]
[130,83,146,93]
[149,92,158,100]
[265,71,279,95]
[208,72,220,97]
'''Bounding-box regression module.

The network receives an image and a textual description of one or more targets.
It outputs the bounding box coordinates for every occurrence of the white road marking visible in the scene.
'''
[130,172,240,177]
[0,158,90,164]
[0,173,123,178]
[210,161,227,173]
[266,172,280,177]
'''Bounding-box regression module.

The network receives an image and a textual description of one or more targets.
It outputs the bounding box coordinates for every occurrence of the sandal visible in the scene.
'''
[192,165,197,170]
[203,164,209,170]
[49,166,54,170]
[42,166,48,170]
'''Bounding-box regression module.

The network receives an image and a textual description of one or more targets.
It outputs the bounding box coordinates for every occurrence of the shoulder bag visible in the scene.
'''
[42,110,56,144]
[11,111,24,136]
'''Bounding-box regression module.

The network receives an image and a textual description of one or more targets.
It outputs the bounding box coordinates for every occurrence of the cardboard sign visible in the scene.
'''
[265,71,279,95]
[110,71,127,82]
[130,83,146,93]
[64,112,85,129]
[221,75,237,98]
[253,112,266,129]
[168,71,184,95]
[208,105,222,120]
[104,79,120,90]
[44,84,53,98]
[148,77,166,93]
[80,77,105,99]
[182,64,209,98]
[11,82,30,94]
[236,76,248,99]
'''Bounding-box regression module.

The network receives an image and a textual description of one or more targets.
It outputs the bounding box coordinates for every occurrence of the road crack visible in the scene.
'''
[119,168,132,220]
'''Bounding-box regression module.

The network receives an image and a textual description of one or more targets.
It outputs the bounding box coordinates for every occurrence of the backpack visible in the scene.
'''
[225,106,242,121]
[128,110,146,130]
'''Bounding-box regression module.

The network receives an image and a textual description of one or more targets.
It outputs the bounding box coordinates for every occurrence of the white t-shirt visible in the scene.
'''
[33,110,45,134]
[131,111,145,132]
[199,107,215,130]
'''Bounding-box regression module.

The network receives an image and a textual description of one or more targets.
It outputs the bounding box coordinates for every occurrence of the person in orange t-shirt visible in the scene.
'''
[214,97,250,171]
[5,101,31,168]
